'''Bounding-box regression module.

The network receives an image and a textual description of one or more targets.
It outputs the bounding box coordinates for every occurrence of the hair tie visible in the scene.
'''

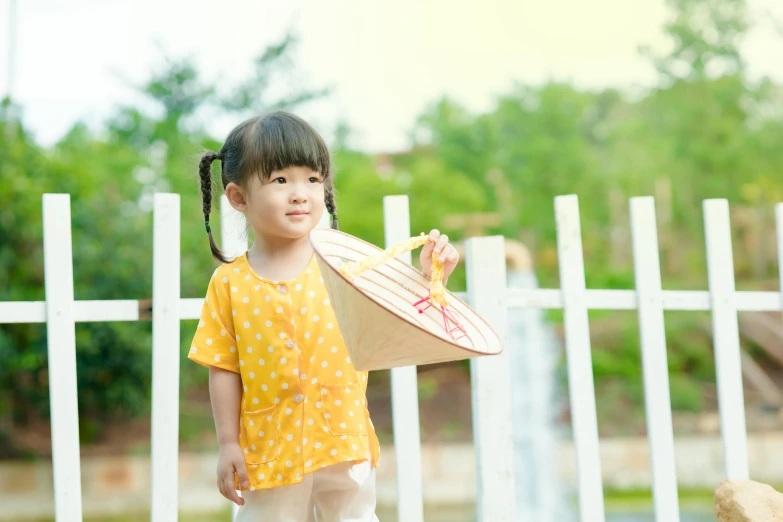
[215,152,223,161]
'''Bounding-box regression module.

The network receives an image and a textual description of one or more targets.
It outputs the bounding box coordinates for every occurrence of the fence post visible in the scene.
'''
[554,195,605,522]
[43,194,84,522]
[383,195,425,522]
[466,235,515,522]
[630,197,680,522]
[776,203,783,327]
[151,194,181,522]
[703,199,748,479]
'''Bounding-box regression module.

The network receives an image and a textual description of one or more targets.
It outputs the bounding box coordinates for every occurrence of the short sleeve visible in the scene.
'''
[188,270,239,373]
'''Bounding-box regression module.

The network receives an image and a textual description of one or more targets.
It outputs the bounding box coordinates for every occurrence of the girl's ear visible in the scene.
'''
[225,182,248,212]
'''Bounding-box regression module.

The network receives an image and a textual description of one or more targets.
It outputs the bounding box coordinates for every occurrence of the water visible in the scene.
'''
[507,268,573,521]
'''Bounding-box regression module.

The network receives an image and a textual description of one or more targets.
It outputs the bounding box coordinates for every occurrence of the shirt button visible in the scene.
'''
[278,285,287,294]
[294,394,304,403]
[286,339,295,348]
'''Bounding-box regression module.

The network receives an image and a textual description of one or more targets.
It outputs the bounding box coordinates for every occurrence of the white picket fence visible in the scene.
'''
[2,193,783,522]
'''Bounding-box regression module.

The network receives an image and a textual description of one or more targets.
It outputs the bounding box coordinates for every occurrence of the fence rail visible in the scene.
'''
[1,193,782,522]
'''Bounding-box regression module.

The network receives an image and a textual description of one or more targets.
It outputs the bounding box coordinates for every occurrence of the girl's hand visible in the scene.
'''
[217,442,249,505]
[420,229,459,285]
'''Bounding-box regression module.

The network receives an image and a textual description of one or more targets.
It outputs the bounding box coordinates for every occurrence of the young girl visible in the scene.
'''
[188,111,459,522]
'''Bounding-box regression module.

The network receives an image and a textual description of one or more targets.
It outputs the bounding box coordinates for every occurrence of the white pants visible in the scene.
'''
[236,461,380,522]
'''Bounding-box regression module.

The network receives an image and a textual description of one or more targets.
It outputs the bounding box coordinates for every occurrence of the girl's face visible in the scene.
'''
[227,166,325,242]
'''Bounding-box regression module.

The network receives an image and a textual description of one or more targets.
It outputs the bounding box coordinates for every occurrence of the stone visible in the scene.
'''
[715,480,783,522]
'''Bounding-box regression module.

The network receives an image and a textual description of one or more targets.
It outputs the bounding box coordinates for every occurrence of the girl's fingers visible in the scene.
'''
[428,229,441,242]
[420,239,435,261]
[434,234,449,255]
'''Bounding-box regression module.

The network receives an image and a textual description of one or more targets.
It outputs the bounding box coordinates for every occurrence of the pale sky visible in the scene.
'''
[2,0,782,152]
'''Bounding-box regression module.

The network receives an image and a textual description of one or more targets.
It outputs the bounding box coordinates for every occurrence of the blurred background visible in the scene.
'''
[2,0,783,520]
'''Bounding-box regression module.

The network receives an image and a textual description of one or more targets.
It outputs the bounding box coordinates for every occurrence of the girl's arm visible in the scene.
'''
[209,366,249,504]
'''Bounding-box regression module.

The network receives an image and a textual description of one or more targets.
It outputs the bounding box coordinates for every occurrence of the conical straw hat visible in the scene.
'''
[309,228,503,371]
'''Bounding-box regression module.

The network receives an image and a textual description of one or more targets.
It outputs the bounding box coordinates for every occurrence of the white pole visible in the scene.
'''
[629,197,680,521]
[383,195,424,522]
[6,0,17,99]
[43,194,84,522]
[554,195,605,522]
[703,199,748,479]
[466,235,516,522]
[151,194,182,522]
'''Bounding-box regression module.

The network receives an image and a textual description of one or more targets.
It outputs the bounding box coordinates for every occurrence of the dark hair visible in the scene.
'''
[198,111,338,263]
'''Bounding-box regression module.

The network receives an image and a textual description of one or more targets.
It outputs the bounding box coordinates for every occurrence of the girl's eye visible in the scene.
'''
[309,177,321,183]
[273,177,286,184]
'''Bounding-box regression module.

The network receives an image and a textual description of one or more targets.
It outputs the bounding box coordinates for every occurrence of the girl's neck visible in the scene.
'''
[246,233,313,281]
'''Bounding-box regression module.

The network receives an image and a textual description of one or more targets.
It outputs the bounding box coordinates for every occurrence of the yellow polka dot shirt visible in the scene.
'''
[188,253,381,491]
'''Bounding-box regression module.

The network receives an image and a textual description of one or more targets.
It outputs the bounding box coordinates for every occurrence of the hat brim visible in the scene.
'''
[310,228,503,371]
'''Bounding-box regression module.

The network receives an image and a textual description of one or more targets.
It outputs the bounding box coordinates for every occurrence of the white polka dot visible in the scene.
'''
[253,398,259,404]
[311,378,318,384]
[250,486,256,491]
[340,434,347,439]
[310,291,316,297]
[340,422,347,429]
[220,329,227,336]
[258,473,265,480]
[300,373,307,379]
[232,310,237,316]
[239,360,245,367]
[313,315,320,322]
[245,275,251,280]
[244,385,248,392]
[206,338,213,346]
[265,296,271,302]
[286,433,293,440]
[244,448,249,454]
[303,437,308,444]
[352,444,358,451]
[282,383,289,390]
[279,333,286,339]
[222,277,229,283]
[324,413,331,419]
[255,285,261,291]
[315,442,322,449]
[280,357,287,364]
[296,284,302,291]
[262,385,268,391]
[231,287,238,292]
[271,372,276,378]
[316,402,322,408]
[321,389,328,395]
[324,299,330,306]
[301,307,307,314]
[190,346,197,353]
[321,361,328,368]
[327,323,333,329]
[258,358,265,366]
[274,398,280,404]
[304,332,311,339]
[308,419,314,425]
[330,449,338,456]
[331,346,338,353]
[277,474,282,480]
[286,461,292,467]
[249,372,255,378]
[236,335,241,341]
[256,333,262,340]
[233,268,240,273]
[247,347,253,353]
[359,424,364,430]
[346,357,351,363]
[214,355,220,362]
[306,460,312,467]
[268,346,274,352]
[336,370,343,377]
[248,420,254,426]
[335,399,342,406]
[242,297,249,303]
[269,441,274,447]
[349,411,354,417]
[251,444,256,450]
[355,400,360,406]
[259,431,264,436]
[254,309,260,315]
[244,322,250,328]
[317,338,324,344]
[198,320,205,328]
[293,368,299,375]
